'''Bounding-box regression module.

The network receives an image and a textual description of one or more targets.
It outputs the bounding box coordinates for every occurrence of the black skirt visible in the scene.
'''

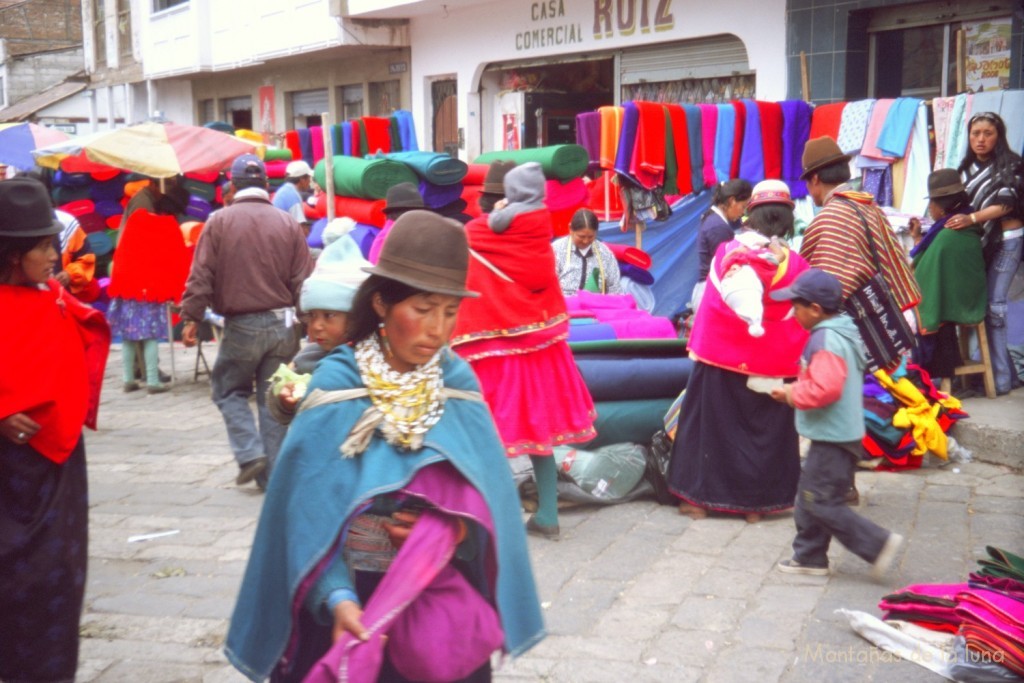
[667,362,800,514]
[0,437,88,683]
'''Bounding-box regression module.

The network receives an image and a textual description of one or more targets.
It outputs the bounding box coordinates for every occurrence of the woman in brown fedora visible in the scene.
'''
[908,169,987,381]
[0,177,110,682]
[226,210,544,683]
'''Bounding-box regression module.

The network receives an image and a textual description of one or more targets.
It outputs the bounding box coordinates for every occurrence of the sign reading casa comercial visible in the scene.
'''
[515,0,676,51]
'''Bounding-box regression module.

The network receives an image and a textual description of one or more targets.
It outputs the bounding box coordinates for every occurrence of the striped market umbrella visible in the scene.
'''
[32,121,264,178]
[0,122,71,170]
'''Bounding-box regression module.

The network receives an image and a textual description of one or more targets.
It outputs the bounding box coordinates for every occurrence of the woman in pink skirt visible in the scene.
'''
[452,162,596,540]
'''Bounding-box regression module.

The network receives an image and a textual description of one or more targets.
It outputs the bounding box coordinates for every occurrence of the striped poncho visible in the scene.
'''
[800,186,920,311]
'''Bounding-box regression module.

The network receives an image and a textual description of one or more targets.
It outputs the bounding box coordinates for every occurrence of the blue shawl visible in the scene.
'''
[714,103,736,183]
[224,345,544,681]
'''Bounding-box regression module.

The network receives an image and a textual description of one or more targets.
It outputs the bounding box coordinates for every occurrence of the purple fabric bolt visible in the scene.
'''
[739,100,765,183]
[614,102,640,182]
[418,180,463,209]
[779,100,812,199]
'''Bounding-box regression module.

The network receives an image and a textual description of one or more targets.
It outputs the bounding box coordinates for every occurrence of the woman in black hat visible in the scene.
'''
[226,210,544,683]
[0,177,110,682]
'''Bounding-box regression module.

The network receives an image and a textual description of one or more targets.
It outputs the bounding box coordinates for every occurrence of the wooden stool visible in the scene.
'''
[940,322,997,399]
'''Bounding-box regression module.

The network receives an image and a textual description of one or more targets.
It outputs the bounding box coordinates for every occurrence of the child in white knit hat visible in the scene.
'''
[268,217,369,423]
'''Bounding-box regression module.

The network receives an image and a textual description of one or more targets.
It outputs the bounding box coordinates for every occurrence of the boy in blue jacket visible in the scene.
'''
[769,269,903,579]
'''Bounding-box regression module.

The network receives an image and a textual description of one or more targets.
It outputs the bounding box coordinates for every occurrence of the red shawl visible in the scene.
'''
[451,210,568,358]
[809,102,847,141]
[632,101,666,189]
[107,210,191,303]
[0,281,110,463]
[284,131,302,165]
[757,101,784,180]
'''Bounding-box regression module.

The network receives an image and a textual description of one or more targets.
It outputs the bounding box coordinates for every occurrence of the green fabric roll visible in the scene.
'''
[313,156,418,200]
[264,148,294,162]
[384,151,468,185]
[473,145,590,181]
[912,224,986,334]
[578,397,675,449]
[182,178,216,202]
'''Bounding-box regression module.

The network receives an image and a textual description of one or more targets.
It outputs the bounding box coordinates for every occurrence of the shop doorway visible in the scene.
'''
[432,79,458,157]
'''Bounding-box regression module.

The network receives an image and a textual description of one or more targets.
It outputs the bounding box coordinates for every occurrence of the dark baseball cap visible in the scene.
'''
[230,153,267,182]
[770,268,842,311]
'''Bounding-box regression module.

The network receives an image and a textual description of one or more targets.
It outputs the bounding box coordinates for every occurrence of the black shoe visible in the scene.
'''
[123,381,141,393]
[525,515,560,541]
[255,470,269,492]
[147,383,171,394]
[236,457,268,486]
[158,368,172,383]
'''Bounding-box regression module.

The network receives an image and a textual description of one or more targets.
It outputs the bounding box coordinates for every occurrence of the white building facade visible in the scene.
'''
[344,0,788,160]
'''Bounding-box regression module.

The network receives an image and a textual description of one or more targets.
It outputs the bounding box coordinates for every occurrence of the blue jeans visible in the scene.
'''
[987,236,1023,393]
[211,311,300,470]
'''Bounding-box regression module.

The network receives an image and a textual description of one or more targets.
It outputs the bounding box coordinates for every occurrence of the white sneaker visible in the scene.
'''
[871,533,904,580]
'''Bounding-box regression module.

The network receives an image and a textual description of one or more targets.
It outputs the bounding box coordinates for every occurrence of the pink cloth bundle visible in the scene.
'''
[544,178,588,212]
[264,160,289,179]
[860,99,897,162]
[310,126,325,165]
[570,291,637,310]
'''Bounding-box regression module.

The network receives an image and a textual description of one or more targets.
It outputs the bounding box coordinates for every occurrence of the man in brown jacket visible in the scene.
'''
[181,154,313,489]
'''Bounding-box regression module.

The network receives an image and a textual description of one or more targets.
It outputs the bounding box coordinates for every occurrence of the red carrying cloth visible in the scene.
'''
[0,281,110,463]
[461,185,483,217]
[361,117,392,154]
[605,242,652,269]
[757,101,784,180]
[107,210,191,303]
[451,210,568,357]
[730,101,746,179]
[631,101,666,189]
[284,130,302,164]
[808,102,847,141]
[665,104,693,196]
[313,194,386,227]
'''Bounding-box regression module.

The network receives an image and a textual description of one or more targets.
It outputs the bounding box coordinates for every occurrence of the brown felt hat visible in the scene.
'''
[362,210,479,298]
[800,136,852,180]
[926,169,965,199]
[482,160,516,195]
[383,182,425,216]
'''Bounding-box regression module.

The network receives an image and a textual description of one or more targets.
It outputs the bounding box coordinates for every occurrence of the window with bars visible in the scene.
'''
[94,3,106,69]
[117,0,133,59]
[338,84,363,120]
[368,80,399,116]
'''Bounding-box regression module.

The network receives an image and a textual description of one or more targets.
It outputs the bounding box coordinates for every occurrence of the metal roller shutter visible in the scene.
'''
[290,89,329,117]
[620,34,750,84]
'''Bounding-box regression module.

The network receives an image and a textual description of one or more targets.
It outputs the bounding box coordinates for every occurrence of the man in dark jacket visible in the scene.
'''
[181,154,314,489]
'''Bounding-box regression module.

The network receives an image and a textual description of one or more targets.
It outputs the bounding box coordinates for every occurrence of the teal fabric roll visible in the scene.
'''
[579,397,675,449]
[474,145,589,181]
[313,155,418,200]
[182,178,216,202]
[384,151,468,185]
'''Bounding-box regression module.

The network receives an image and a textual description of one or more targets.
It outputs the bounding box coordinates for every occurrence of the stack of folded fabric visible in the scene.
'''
[879,583,966,633]
[382,151,469,219]
[565,291,675,342]
[862,362,967,471]
[182,171,218,222]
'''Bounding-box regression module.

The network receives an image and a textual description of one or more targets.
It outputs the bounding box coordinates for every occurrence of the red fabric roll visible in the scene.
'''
[107,210,190,303]
[285,130,302,164]
[808,102,847,141]
[184,171,220,183]
[757,101,784,180]
[665,104,693,196]
[58,199,96,218]
[605,242,652,270]
[314,193,386,228]
[362,117,392,154]
[89,168,121,182]
[463,164,492,186]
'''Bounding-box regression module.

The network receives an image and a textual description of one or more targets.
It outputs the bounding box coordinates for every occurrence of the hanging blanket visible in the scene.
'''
[298,128,314,166]
[757,101,784,180]
[715,103,737,182]
[808,101,847,140]
[859,99,897,164]
[384,151,468,185]
[475,145,589,182]
[576,111,602,174]
[877,97,922,158]
[393,110,418,152]
[613,101,640,181]
[836,99,875,155]
[598,106,624,171]
[682,104,704,193]
[361,117,393,154]
[310,126,325,164]
[698,104,719,188]
[664,104,692,196]
[312,156,418,200]
[740,100,765,183]
[340,121,353,156]
[729,101,745,180]
[630,101,667,189]
[284,130,302,163]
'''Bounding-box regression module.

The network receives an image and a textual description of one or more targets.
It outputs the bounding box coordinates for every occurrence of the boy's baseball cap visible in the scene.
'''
[770,268,842,311]
[230,153,267,182]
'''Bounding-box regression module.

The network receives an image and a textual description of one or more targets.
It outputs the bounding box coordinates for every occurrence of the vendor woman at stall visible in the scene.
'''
[552,208,623,297]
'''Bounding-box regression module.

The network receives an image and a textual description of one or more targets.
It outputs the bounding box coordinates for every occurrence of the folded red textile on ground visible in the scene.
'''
[605,242,652,270]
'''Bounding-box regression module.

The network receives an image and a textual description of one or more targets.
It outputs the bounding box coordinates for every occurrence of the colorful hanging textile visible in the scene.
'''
[757,101,783,180]
[739,99,765,183]
[698,103,719,188]
[598,106,624,171]
[681,104,704,193]
[310,125,325,164]
[836,99,874,155]
[729,101,745,180]
[877,97,922,158]
[858,98,896,166]
[779,100,812,199]
[576,111,602,174]
[931,97,957,170]
[714,103,736,183]
[808,101,846,140]
[665,104,692,196]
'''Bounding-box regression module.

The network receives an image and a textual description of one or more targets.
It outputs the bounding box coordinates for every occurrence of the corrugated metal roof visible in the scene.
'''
[0,79,88,122]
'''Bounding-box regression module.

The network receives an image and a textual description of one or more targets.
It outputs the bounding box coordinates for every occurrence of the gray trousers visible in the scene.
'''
[211,311,300,470]
[792,441,890,568]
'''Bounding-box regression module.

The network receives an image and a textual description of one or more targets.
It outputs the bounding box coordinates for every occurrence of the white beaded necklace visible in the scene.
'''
[354,335,445,450]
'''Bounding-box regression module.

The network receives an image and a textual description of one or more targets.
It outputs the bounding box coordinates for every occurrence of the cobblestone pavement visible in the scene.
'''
[78,345,1024,683]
